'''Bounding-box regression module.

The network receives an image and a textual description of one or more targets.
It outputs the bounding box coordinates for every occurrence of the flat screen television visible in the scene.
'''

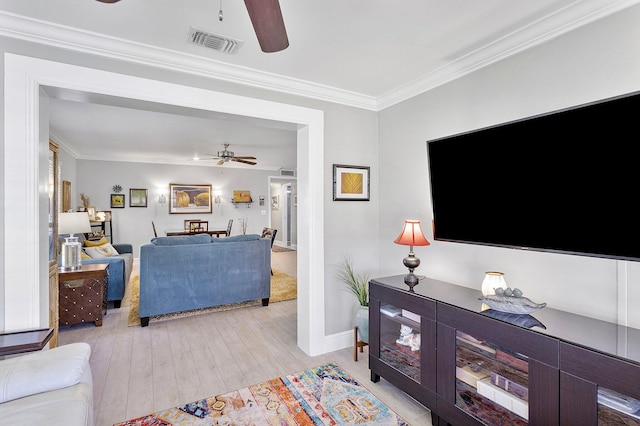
[427,90,640,262]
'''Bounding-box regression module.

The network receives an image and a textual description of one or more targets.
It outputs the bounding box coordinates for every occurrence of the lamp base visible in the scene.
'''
[61,235,83,271]
[403,272,419,292]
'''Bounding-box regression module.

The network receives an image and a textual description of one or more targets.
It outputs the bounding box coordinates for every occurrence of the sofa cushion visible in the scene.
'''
[212,234,260,243]
[151,234,212,245]
[84,236,109,247]
[0,342,91,404]
[84,243,120,258]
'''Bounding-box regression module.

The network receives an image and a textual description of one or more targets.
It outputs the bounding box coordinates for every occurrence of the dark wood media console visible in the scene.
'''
[369,275,640,426]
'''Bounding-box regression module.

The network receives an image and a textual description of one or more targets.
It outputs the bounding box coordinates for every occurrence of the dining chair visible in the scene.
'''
[151,221,158,237]
[261,227,278,275]
[226,219,233,236]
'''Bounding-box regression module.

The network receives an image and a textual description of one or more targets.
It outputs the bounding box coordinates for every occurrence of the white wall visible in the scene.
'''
[377,4,640,328]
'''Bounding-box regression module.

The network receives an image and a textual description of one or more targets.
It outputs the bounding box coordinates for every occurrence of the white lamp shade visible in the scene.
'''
[58,212,91,235]
[482,271,507,296]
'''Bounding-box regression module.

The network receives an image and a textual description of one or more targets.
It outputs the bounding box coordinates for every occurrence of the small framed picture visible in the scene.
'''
[86,206,96,221]
[333,164,370,201]
[129,188,148,207]
[111,194,125,208]
[271,195,279,210]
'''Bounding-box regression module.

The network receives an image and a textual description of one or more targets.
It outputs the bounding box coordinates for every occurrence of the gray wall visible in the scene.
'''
[377,4,640,328]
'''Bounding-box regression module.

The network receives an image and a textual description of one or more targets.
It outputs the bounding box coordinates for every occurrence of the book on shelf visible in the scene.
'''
[456,365,489,388]
[401,309,421,323]
[490,371,529,401]
[380,304,402,317]
[495,349,528,372]
[477,378,529,420]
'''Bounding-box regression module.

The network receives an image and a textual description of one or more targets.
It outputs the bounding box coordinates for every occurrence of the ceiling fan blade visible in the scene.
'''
[243,0,289,53]
[233,158,257,165]
[234,155,257,160]
[217,159,225,166]
[95,0,121,3]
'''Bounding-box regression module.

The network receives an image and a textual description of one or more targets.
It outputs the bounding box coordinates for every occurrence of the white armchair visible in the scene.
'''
[0,342,93,425]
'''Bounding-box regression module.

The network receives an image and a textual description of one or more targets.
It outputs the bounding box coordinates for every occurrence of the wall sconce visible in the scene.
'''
[158,194,167,205]
[214,189,222,204]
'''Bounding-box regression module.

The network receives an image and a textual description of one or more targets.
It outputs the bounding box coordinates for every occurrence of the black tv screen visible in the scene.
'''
[427,91,640,262]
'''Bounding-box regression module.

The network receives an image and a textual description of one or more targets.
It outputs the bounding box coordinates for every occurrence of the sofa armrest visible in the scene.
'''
[113,243,132,254]
[0,343,91,403]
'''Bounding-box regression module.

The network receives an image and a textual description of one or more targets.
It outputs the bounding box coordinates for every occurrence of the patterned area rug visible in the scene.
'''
[127,269,297,326]
[114,362,409,425]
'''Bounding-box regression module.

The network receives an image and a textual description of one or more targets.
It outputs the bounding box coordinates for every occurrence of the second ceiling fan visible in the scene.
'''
[203,143,257,166]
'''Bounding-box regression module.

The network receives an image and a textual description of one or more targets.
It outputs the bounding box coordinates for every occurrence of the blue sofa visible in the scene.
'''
[138,233,271,327]
[58,235,133,308]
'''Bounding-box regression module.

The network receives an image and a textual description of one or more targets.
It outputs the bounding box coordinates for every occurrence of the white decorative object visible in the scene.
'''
[482,271,507,296]
[396,324,421,351]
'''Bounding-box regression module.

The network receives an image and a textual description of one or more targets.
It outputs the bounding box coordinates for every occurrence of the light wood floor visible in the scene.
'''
[58,250,432,425]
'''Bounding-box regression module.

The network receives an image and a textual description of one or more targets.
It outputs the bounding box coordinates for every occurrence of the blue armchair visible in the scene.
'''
[80,243,133,308]
[58,237,133,308]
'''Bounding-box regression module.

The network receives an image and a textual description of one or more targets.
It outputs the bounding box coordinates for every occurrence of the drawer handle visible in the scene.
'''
[64,280,85,289]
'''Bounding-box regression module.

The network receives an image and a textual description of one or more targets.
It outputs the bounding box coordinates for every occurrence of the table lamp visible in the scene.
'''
[394,220,430,292]
[59,212,91,271]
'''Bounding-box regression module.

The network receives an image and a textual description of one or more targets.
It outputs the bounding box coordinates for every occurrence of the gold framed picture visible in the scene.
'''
[333,164,370,201]
[111,194,125,208]
[169,183,212,214]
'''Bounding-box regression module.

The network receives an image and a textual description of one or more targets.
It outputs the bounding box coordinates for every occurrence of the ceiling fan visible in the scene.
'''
[198,143,257,166]
[95,0,289,53]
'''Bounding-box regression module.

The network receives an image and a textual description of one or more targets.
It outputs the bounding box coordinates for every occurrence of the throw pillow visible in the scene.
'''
[84,236,108,247]
[84,243,120,258]
[81,251,91,260]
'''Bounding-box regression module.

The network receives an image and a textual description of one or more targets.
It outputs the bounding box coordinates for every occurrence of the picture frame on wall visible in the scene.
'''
[62,180,71,212]
[129,188,148,207]
[111,194,125,208]
[271,195,279,210]
[169,183,212,214]
[333,164,370,201]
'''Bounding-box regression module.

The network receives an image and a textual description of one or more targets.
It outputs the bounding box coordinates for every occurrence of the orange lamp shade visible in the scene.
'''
[394,220,430,247]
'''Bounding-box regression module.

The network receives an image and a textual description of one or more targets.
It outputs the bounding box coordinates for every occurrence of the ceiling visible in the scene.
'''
[1,0,633,170]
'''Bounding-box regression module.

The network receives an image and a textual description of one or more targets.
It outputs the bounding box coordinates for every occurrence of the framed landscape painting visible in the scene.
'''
[333,164,370,201]
[129,188,148,207]
[169,183,212,214]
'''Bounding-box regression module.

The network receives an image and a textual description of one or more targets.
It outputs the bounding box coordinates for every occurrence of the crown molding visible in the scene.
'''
[2,0,638,112]
[0,11,378,111]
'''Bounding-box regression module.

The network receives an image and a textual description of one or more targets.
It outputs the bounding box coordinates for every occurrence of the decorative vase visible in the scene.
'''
[354,305,369,344]
[482,271,507,296]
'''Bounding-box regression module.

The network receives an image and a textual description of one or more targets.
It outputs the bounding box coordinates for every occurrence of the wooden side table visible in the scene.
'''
[0,328,54,356]
[58,263,109,327]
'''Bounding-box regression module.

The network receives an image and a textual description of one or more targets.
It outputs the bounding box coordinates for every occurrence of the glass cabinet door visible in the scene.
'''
[379,304,422,382]
[455,330,529,425]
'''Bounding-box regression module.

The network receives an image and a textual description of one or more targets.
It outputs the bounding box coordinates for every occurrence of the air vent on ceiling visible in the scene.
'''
[188,27,243,54]
[280,169,296,177]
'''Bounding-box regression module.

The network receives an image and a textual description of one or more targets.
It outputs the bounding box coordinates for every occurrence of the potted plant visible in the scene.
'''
[337,255,370,343]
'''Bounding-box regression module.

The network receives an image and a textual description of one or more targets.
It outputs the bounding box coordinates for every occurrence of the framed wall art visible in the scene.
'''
[62,180,71,212]
[169,183,212,214]
[271,195,279,210]
[129,188,148,207]
[111,194,125,208]
[333,164,370,201]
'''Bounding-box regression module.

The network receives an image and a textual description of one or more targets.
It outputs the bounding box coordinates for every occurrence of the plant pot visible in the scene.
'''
[354,305,369,343]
